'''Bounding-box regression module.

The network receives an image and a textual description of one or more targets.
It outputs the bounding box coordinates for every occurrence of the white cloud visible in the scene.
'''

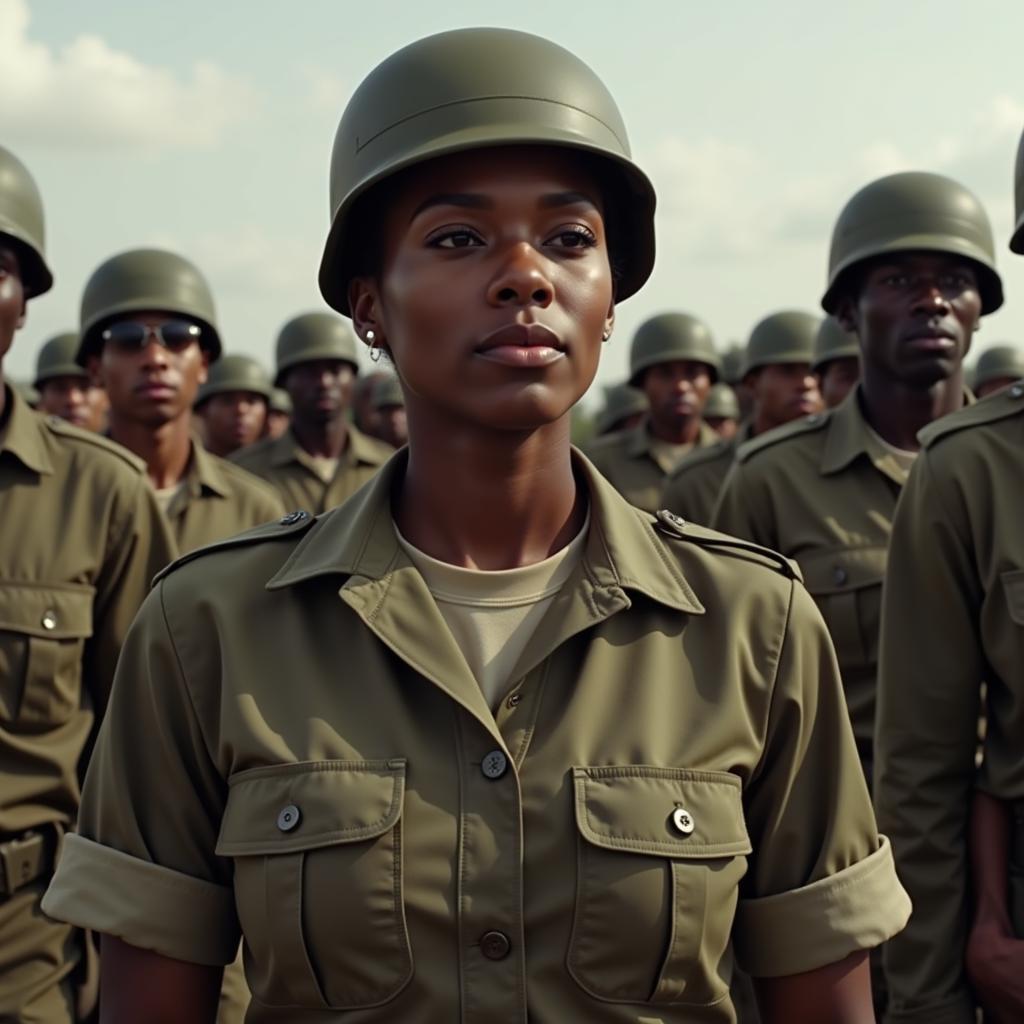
[300,66,353,113]
[0,0,252,149]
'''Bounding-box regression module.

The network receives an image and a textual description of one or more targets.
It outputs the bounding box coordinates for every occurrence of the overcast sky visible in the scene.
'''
[4,0,1024,401]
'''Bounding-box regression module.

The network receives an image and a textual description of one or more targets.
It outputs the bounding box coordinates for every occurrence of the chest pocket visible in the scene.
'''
[799,546,887,672]
[567,766,751,1008]
[216,759,412,1011]
[0,582,94,728]
[1003,570,1024,627]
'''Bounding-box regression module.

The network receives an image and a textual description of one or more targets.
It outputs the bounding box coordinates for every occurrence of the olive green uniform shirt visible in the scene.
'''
[165,441,285,555]
[583,419,719,513]
[713,390,924,766]
[45,450,909,1023]
[231,423,393,513]
[661,423,754,525]
[875,384,1024,1024]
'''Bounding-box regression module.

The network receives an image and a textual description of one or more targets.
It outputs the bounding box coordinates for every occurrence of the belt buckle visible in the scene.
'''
[0,832,46,896]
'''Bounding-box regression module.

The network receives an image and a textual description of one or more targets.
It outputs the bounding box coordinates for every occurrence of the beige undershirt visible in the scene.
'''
[152,481,186,515]
[864,423,918,483]
[647,436,695,474]
[307,455,339,483]
[396,515,589,710]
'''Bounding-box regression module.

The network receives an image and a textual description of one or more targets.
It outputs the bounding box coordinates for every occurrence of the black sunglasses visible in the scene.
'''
[100,320,203,354]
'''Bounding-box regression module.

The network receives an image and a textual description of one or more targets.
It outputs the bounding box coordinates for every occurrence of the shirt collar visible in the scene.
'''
[271,423,390,471]
[0,385,54,475]
[625,418,718,459]
[186,440,231,499]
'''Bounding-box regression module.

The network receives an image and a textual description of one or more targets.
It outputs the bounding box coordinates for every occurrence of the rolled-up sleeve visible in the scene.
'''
[43,579,237,965]
[736,581,911,977]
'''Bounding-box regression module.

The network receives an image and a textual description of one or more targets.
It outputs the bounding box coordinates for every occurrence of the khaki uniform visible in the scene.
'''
[231,424,392,514]
[713,389,925,770]
[45,451,909,1023]
[583,419,720,513]
[661,423,754,525]
[165,441,285,556]
[0,386,175,1020]
[875,384,1024,1023]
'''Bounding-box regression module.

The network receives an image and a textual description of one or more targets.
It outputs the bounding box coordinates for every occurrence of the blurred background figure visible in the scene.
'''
[812,316,861,409]
[971,344,1024,398]
[266,387,292,439]
[352,368,392,439]
[593,382,648,437]
[370,375,407,449]
[195,353,272,457]
[34,331,108,431]
[719,342,753,422]
[702,382,740,439]
[11,379,39,409]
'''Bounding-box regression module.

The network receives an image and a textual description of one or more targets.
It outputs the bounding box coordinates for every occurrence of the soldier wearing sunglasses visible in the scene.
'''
[76,249,284,558]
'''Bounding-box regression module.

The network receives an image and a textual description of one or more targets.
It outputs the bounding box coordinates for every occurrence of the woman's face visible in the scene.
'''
[350,147,615,433]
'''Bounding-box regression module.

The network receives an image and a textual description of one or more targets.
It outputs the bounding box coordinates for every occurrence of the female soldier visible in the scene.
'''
[44,28,908,1023]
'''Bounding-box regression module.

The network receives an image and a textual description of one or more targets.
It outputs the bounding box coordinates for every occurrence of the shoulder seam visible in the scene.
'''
[735,413,829,464]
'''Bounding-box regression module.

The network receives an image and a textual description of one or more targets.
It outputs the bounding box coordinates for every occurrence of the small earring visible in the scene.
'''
[602,328,612,342]
[366,330,382,362]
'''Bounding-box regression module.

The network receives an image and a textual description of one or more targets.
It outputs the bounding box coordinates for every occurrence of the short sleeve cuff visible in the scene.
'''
[42,833,239,966]
[735,835,911,977]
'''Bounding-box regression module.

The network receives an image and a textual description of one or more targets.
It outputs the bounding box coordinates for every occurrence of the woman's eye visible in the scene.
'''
[548,226,598,249]
[432,229,483,249]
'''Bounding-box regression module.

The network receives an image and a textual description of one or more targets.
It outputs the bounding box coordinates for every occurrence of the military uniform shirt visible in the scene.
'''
[661,422,754,525]
[583,418,719,513]
[875,384,1024,1024]
[231,424,392,513]
[45,450,909,1023]
[712,387,939,766]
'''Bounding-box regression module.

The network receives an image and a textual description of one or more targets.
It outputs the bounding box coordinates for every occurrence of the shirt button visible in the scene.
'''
[277,804,301,832]
[481,750,508,780]
[41,610,57,631]
[480,930,512,960]
[671,807,695,835]
[279,510,308,525]
[833,566,848,586]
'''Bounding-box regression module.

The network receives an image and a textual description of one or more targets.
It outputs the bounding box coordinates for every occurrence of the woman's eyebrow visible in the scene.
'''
[540,191,598,209]
[412,193,493,218]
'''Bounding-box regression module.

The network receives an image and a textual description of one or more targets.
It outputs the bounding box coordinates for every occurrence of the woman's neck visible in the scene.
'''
[395,416,584,570]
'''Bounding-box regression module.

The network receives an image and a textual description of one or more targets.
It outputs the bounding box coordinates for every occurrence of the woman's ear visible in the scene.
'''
[349,277,381,346]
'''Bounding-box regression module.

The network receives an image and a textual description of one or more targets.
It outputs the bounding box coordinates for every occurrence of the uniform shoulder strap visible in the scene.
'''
[43,416,147,473]
[734,411,831,465]
[919,384,1024,449]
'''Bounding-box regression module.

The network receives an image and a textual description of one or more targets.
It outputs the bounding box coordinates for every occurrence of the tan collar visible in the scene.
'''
[625,418,717,459]
[0,385,54,475]
[270,423,389,472]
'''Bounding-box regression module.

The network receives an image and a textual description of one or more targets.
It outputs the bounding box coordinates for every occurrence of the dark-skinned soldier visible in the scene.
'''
[662,311,822,524]
[702,382,740,440]
[584,312,720,512]
[232,312,393,511]
[265,387,292,440]
[34,332,108,432]
[195,353,273,458]
[0,145,175,1022]
[369,374,407,449]
[594,381,649,437]
[812,316,861,409]
[972,344,1024,399]
[873,134,1024,1024]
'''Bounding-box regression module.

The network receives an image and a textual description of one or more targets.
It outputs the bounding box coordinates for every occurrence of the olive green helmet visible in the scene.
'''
[1012,129,1024,254]
[703,383,740,421]
[719,344,745,386]
[595,383,648,435]
[973,345,1024,390]
[812,317,860,373]
[274,312,359,387]
[318,28,656,319]
[371,375,405,410]
[34,332,87,388]
[269,387,293,415]
[628,313,720,387]
[0,146,52,298]
[77,248,222,365]
[742,311,820,377]
[195,354,273,408]
[822,171,1003,315]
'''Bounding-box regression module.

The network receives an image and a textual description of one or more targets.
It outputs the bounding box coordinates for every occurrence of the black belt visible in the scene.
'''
[0,830,54,896]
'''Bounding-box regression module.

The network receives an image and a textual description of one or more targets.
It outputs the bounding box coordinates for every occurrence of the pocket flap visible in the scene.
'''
[217,759,406,856]
[799,546,887,596]
[1003,569,1024,626]
[572,766,751,858]
[0,581,94,639]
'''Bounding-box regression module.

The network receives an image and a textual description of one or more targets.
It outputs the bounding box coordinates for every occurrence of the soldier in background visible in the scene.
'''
[195,353,273,458]
[351,367,392,439]
[593,381,648,437]
[0,145,175,1023]
[812,316,861,409]
[34,332,109,432]
[370,374,407,449]
[662,310,821,524]
[972,344,1024,399]
[265,387,292,439]
[232,312,392,512]
[702,382,740,439]
[874,130,1024,1024]
[584,312,720,512]
[11,379,39,408]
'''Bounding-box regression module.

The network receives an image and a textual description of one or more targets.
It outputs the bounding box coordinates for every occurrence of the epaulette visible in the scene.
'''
[43,416,147,473]
[919,382,1024,449]
[654,509,802,581]
[154,509,315,583]
[734,411,831,464]
[666,438,733,479]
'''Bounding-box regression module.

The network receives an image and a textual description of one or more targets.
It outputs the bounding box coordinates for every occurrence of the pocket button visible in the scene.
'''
[481,750,508,780]
[41,610,58,630]
[480,930,511,960]
[276,804,301,832]
[671,807,695,835]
